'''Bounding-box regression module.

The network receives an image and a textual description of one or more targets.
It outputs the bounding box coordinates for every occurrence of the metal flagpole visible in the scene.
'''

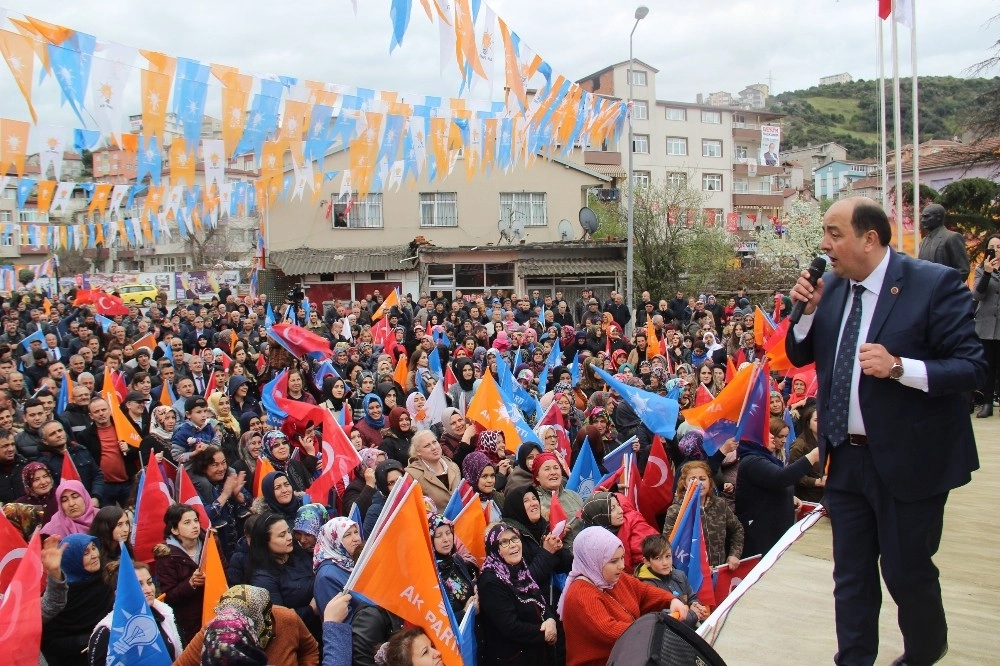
[891,0,904,252]
[911,0,920,252]
[878,17,889,213]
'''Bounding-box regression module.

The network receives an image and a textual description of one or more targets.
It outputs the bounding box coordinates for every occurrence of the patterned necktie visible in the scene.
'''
[827,284,865,447]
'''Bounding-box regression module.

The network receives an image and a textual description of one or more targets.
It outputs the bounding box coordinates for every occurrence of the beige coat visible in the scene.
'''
[405,456,463,512]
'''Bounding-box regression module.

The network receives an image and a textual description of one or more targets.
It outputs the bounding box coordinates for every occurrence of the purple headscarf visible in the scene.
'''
[557,526,625,617]
[461,451,494,501]
[482,524,545,609]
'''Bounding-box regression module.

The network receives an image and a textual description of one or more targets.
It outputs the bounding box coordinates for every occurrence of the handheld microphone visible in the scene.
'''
[788,256,827,325]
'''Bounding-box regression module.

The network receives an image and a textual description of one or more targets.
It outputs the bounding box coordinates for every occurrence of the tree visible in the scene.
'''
[963,15,1000,176]
[56,248,92,276]
[17,268,34,288]
[937,178,1000,257]
[753,198,826,267]
[185,226,228,269]
[590,177,723,303]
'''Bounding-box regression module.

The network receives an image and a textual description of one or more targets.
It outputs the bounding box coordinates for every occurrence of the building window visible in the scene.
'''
[703,174,723,192]
[702,140,723,158]
[419,192,458,227]
[666,172,688,189]
[666,137,687,156]
[629,70,647,86]
[19,211,48,223]
[333,193,384,229]
[735,145,749,160]
[0,211,10,222]
[701,110,722,124]
[665,107,686,121]
[733,114,747,127]
[632,134,649,154]
[703,208,723,227]
[734,178,749,194]
[632,171,651,189]
[2,189,15,200]
[632,101,648,120]
[500,192,547,227]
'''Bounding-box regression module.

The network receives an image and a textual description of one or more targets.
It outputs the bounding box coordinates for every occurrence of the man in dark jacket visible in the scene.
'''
[36,419,105,502]
[0,428,27,502]
[57,384,94,441]
[15,398,47,459]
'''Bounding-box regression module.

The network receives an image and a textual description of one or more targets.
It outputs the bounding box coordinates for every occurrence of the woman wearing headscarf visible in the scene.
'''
[320,375,351,425]
[208,390,243,464]
[139,405,179,466]
[405,391,433,433]
[532,452,584,530]
[173,585,320,666]
[439,407,472,462]
[478,524,559,666]
[559,527,687,666]
[45,479,99,538]
[313,516,365,620]
[461,451,504,521]
[232,429,264,493]
[788,405,824,503]
[252,470,305,521]
[340,447,382,519]
[355,394,386,449]
[15,461,58,523]
[580,491,657,573]
[502,485,572,604]
[362,460,405,539]
[228,374,260,417]
[260,430,313,494]
[88,558,183,664]
[504,442,542,496]
[380,406,414,467]
[293,503,329,552]
[429,513,479,620]
[41,534,114,665]
[448,358,479,409]
[735,428,819,557]
[405,429,462,511]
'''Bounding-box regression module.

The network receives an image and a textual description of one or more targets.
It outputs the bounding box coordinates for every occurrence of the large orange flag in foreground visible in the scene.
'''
[466,370,522,451]
[452,496,487,566]
[200,530,229,625]
[345,481,463,666]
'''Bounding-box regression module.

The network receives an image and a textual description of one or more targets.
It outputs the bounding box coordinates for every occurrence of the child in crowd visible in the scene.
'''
[634,534,709,627]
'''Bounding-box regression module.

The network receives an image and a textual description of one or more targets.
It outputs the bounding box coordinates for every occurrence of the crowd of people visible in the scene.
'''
[0,239,992,666]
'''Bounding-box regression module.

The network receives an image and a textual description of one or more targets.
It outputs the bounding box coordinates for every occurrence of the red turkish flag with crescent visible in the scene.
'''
[0,530,42,663]
[267,323,333,360]
[638,435,675,526]
[548,491,569,539]
[94,293,130,316]
[713,555,761,605]
[0,514,28,594]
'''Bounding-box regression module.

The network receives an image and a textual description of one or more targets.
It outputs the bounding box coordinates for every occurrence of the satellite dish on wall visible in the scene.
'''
[511,217,525,241]
[497,216,513,244]
[558,219,574,241]
[579,207,599,240]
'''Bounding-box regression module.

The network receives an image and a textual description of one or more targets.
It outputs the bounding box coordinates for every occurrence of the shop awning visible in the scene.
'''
[520,257,625,277]
[269,246,413,276]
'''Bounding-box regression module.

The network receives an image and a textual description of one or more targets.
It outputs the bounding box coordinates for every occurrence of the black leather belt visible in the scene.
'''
[849,434,868,446]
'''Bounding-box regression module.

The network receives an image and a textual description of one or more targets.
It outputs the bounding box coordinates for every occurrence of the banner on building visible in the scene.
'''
[759,125,781,167]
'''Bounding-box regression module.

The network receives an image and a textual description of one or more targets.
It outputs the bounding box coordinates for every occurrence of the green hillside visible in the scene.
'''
[769,76,997,160]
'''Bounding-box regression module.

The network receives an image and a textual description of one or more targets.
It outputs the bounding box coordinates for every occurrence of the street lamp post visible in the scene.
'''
[626,5,648,335]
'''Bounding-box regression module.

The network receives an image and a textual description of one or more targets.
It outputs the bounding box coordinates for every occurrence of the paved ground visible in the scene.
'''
[712,417,1000,665]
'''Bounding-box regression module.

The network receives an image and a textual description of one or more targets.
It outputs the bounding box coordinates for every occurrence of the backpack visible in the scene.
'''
[607,611,728,666]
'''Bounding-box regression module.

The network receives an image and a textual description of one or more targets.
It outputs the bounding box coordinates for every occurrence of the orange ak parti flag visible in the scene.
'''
[372,289,399,322]
[467,369,522,451]
[200,530,229,625]
[344,480,463,666]
[646,320,660,361]
[253,457,276,497]
[111,401,143,449]
[452,496,487,567]
[393,354,409,389]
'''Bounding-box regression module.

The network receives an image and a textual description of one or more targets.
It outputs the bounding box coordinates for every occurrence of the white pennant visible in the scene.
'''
[108,184,130,215]
[202,139,226,189]
[36,125,67,180]
[89,41,137,147]
[49,182,75,213]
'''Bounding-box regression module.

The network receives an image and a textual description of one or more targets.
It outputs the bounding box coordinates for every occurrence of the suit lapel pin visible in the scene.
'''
[890,286,900,295]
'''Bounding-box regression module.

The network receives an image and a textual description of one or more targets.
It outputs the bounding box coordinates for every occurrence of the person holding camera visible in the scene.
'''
[974,235,1000,417]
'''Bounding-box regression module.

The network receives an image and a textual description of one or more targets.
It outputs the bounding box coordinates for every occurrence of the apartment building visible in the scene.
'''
[780,142,848,176]
[577,59,786,231]
[819,73,853,86]
[814,160,879,200]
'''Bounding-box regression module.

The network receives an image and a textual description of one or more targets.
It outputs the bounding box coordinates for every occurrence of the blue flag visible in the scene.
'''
[302,298,311,322]
[284,303,296,325]
[313,360,340,391]
[427,347,443,379]
[496,352,536,417]
[459,606,478,666]
[95,314,115,333]
[442,489,465,522]
[570,351,581,386]
[19,328,45,350]
[566,437,601,500]
[601,437,636,474]
[264,303,275,328]
[107,547,173,665]
[783,408,798,460]
[348,502,363,526]
[668,485,706,601]
[734,362,770,447]
[260,370,289,425]
[594,367,679,439]
[56,374,70,413]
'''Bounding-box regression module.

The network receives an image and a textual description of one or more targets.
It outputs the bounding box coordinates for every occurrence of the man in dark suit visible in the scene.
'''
[786,197,986,666]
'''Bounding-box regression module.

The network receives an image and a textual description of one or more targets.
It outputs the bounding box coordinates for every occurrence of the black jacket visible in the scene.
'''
[37,442,106,500]
[478,569,556,666]
[57,404,93,441]
[735,454,813,557]
[351,605,404,666]
[0,453,28,502]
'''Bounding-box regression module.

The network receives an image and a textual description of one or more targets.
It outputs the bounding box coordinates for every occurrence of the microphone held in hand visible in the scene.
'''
[789,256,828,325]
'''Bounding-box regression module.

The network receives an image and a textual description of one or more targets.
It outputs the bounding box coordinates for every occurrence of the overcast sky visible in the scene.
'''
[2,0,997,130]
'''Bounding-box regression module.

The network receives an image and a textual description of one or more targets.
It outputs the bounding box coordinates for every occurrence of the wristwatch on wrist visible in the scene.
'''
[889,356,904,380]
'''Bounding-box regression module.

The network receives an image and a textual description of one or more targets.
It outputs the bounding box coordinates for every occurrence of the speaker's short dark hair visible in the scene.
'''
[850,199,891,247]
